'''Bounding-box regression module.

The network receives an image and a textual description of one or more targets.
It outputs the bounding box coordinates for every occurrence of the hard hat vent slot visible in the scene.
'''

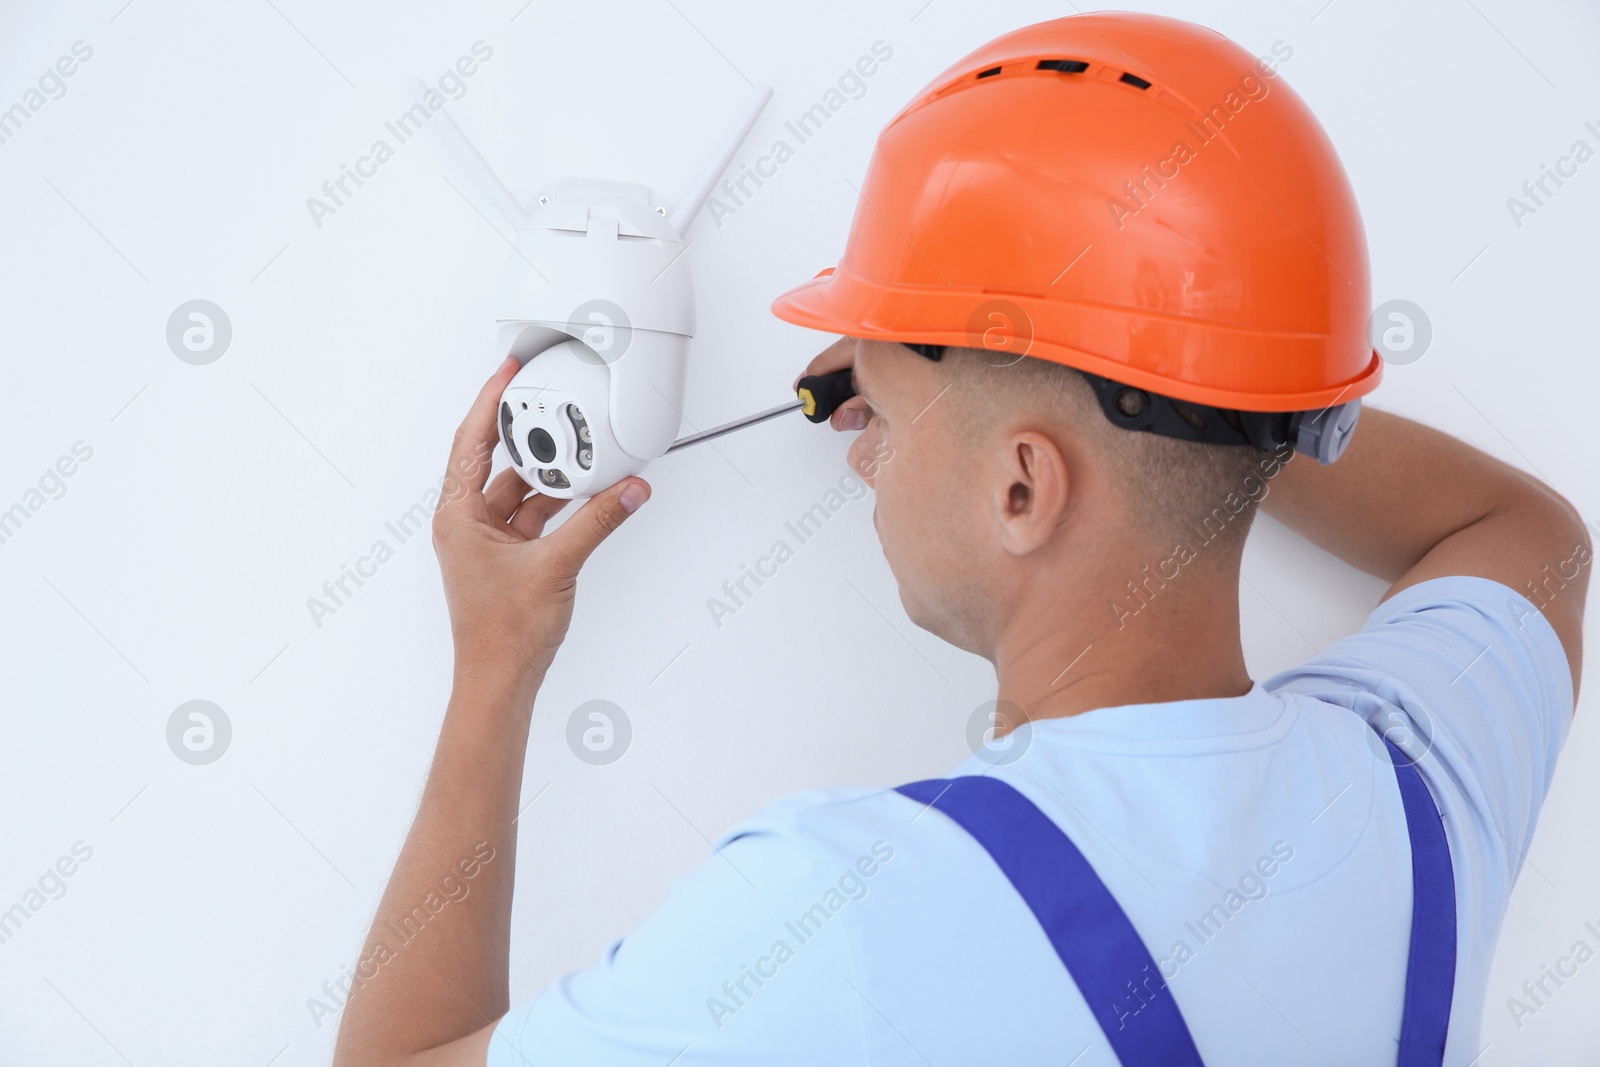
[976,66,1002,79]
[1037,59,1089,73]
[1119,72,1152,90]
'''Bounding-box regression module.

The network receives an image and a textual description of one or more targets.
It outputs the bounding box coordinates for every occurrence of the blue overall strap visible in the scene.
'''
[901,750,1456,1065]
[1384,737,1457,1066]
[896,776,1204,1066]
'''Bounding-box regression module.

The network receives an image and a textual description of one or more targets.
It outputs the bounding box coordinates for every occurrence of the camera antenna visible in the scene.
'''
[409,79,530,228]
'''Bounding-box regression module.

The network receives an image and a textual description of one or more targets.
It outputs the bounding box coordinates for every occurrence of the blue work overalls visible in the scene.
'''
[896,737,1457,1065]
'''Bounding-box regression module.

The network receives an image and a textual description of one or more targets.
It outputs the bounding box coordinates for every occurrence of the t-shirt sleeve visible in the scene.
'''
[1263,574,1574,886]
[486,797,865,1067]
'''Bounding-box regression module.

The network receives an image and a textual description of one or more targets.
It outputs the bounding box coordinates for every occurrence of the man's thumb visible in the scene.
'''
[548,478,649,570]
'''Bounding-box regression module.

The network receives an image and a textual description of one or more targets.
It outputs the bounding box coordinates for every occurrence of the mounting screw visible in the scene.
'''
[655,205,667,216]
[538,195,550,206]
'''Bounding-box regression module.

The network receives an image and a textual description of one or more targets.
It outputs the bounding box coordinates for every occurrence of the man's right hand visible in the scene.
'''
[795,336,870,432]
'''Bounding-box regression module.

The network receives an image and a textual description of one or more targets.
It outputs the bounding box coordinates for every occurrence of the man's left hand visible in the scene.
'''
[432,355,650,697]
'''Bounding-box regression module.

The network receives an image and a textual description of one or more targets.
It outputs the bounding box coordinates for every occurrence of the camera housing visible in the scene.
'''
[493,178,694,499]
[499,337,653,497]
[412,80,771,498]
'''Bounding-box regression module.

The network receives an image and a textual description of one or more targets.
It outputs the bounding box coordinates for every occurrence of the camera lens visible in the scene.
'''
[528,427,557,463]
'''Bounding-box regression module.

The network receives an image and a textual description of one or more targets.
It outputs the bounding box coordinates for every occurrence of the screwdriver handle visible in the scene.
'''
[795,368,856,424]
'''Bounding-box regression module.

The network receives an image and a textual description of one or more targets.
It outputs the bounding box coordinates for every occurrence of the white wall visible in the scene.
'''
[0,0,1595,1063]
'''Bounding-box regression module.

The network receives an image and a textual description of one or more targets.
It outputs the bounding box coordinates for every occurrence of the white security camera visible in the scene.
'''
[493,177,694,498]
[415,81,771,498]
[499,340,613,495]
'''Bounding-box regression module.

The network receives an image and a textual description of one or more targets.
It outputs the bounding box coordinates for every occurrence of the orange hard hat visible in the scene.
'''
[772,12,1380,440]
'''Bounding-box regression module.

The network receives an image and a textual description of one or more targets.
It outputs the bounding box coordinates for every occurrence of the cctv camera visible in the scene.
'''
[414,82,773,499]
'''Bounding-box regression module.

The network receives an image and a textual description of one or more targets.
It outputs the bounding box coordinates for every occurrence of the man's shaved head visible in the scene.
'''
[933,347,1278,549]
[843,338,1290,658]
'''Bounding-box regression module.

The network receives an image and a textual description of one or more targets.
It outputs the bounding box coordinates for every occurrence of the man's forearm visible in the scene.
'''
[1263,408,1567,580]
[332,670,539,1067]
[332,355,646,1067]
[1262,406,1589,687]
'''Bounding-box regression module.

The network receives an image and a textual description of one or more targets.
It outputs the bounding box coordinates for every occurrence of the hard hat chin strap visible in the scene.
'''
[1076,369,1295,451]
[900,343,1359,464]
[1077,368,1362,465]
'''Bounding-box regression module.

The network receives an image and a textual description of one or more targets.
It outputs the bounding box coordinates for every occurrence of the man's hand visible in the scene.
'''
[432,355,651,698]
[796,336,869,431]
[333,357,650,1067]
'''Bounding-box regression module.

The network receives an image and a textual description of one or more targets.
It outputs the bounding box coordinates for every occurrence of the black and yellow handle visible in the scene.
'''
[795,368,856,424]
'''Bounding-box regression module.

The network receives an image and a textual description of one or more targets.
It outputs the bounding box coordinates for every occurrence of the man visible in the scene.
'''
[333,13,1589,1066]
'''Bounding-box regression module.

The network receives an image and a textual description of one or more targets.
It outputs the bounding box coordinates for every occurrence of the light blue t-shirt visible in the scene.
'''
[489,576,1573,1065]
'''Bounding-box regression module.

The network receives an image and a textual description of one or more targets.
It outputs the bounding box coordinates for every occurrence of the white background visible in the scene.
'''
[0,0,1596,1063]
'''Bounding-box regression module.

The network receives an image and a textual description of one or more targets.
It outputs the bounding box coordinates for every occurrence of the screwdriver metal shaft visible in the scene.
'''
[664,400,804,453]
[663,368,856,454]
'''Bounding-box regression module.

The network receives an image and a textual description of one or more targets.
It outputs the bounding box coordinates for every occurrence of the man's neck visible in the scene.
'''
[990,557,1254,731]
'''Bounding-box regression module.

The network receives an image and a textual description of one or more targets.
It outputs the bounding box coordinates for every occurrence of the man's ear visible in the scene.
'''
[995,431,1070,556]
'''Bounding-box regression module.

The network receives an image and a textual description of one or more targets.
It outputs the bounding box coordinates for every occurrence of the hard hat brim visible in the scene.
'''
[772,267,1383,414]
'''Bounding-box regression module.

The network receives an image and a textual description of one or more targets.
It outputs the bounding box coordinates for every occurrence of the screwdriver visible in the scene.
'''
[665,368,856,453]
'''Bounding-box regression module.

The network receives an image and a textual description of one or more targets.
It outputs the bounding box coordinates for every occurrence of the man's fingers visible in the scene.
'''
[831,396,869,432]
[508,491,571,540]
[486,467,531,526]
[544,478,649,573]
[791,336,855,391]
[445,355,520,500]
